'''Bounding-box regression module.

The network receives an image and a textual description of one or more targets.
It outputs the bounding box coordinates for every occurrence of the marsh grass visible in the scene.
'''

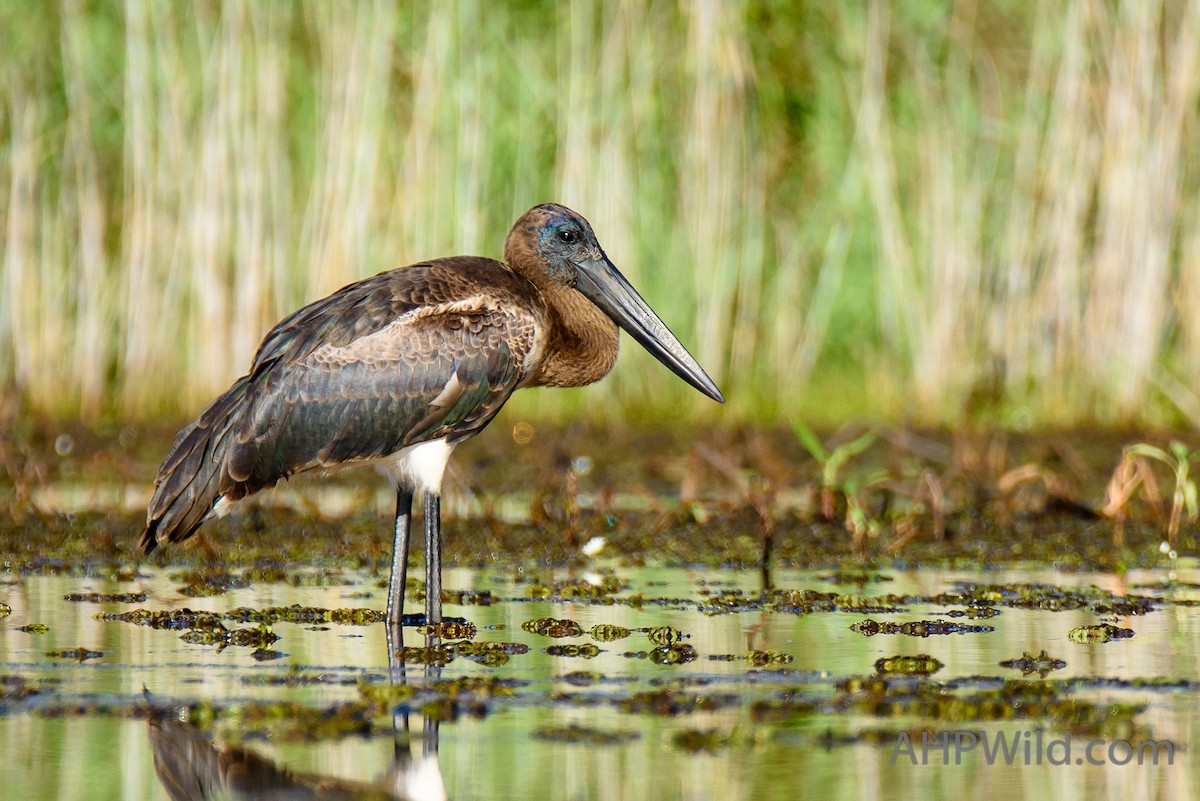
[2,1,1199,427]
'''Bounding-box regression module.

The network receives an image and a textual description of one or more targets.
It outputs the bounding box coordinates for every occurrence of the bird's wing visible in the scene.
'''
[216,262,541,496]
[249,268,428,375]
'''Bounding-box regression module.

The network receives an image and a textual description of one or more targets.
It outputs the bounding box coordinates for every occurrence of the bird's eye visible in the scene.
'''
[558,229,577,244]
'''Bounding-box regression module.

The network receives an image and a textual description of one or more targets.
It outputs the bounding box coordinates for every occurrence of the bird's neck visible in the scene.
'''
[533,280,619,388]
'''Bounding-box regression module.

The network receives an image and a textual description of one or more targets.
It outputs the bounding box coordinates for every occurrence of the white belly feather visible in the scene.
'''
[376,438,457,496]
[208,437,457,523]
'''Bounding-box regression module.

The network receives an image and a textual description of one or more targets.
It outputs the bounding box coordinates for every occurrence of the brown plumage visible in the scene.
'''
[141,203,724,627]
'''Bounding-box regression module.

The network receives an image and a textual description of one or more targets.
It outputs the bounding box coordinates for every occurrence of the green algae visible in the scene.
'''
[179,622,278,649]
[760,676,1147,739]
[673,728,733,753]
[646,626,684,646]
[0,675,49,702]
[62,592,147,603]
[544,643,602,659]
[99,605,383,628]
[1068,624,1136,643]
[521,618,584,638]
[588,623,632,641]
[45,648,104,661]
[850,619,995,637]
[616,689,734,716]
[999,650,1067,677]
[649,644,698,665]
[526,575,627,600]
[419,620,477,639]
[874,654,943,676]
[745,650,794,667]
[184,699,378,741]
[393,645,455,666]
[532,724,639,745]
[97,608,225,630]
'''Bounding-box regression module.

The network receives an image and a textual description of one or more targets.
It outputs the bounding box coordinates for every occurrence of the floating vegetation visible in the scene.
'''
[559,671,602,686]
[226,605,331,625]
[544,644,601,659]
[850,620,995,637]
[101,605,384,629]
[532,724,639,745]
[0,675,46,701]
[179,623,278,650]
[62,592,147,603]
[358,682,417,708]
[394,645,455,666]
[945,606,1002,619]
[527,575,627,600]
[746,650,794,667]
[451,641,528,668]
[328,608,386,626]
[817,573,894,584]
[420,620,477,640]
[521,618,583,638]
[1000,650,1067,677]
[172,570,250,597]
[761,588,907,615]
[239,567,351,587]
[1068,624,1136,644]
[673,728,732,753]
[460,650,510,667]
[696,591,759,615]
[186,700,377,741]
[588,623,631,642]
[45,648,104,661]
[98,608,224,631]
[441,589,499,606]
[947,583,1155,616]
[646,626,684,646]
[649,644,698,665]
[755,676,1145,738]
[617,689,736,716]
[874,655,943,676]
[16,624,49,634]
[429,676,523,699]
[242,667,359,687]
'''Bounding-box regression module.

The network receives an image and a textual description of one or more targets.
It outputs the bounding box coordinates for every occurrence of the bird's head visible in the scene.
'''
[505,203,725,404]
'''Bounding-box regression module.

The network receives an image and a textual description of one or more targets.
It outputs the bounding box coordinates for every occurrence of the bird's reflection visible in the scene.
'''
[147,626,447,801]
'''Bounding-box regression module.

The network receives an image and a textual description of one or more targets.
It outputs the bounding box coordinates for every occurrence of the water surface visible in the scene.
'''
[3,563,1196,800]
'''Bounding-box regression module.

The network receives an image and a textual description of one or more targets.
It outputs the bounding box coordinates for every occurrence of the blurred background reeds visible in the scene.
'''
[2,0,1200,429]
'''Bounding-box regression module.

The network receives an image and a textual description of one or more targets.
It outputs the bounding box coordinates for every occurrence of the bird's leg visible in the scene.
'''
[424,492,442,627]
[387,488,414,632]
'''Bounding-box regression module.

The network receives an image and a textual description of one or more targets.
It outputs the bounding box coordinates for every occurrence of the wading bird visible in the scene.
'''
[140,204,724,628]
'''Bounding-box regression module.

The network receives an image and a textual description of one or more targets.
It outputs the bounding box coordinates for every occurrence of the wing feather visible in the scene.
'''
[223,288,538,494]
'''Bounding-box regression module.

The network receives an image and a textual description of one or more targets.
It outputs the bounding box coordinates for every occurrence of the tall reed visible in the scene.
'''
[1,1,1199,427]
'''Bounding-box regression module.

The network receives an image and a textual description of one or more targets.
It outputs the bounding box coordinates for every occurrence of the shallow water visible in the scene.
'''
[3,561,1198,800]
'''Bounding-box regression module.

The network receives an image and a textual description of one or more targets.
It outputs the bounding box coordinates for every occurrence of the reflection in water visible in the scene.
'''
[147,625,448,801]
[9,566,1196,800]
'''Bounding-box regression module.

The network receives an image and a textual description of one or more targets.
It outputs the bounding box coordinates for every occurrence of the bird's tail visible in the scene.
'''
[140,377,250,555]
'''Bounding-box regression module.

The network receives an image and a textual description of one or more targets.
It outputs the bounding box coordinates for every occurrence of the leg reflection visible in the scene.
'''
[382,621,448,801]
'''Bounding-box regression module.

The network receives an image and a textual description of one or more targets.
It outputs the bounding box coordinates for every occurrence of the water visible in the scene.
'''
[2,563,1197,800]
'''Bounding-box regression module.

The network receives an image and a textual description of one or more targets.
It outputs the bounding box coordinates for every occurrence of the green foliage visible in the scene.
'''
[2,1,1199,427]
[1123,441,1199,545]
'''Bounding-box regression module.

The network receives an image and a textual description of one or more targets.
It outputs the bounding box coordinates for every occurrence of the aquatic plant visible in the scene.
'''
[1104,440,1198,546]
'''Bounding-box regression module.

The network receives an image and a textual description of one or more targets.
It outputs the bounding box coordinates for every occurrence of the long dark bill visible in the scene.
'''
[574,256,725,403]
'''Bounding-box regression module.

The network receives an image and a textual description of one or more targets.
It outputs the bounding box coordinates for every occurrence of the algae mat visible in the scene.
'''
[2,556,1197,800]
